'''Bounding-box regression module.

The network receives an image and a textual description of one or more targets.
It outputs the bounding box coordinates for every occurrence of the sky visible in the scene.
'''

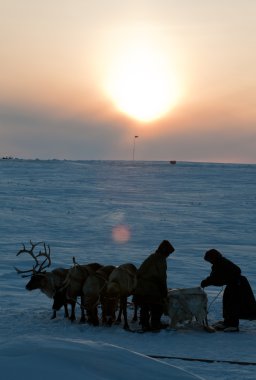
[1,160,256,380]
[1,1,256,163]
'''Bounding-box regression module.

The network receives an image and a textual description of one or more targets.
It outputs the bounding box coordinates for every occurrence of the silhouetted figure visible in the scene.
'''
[134,240,175,331]
[201,249,256,332]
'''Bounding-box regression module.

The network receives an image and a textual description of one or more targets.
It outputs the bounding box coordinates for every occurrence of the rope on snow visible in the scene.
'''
[147,354,256,366]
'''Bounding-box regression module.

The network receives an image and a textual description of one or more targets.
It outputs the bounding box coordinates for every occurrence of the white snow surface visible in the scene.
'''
[1,159,256,380]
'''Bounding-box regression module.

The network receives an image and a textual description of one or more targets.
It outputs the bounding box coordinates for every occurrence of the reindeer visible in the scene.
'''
[164,287,214,332]
[102,263,138,330]
[53,258,102,322]
[81,265,116,326]
[15,240,69,319]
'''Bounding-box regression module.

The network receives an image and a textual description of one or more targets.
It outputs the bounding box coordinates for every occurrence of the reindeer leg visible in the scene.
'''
[51,299,58,319]
[132,303,138,322]
[116,305,122,324]
[64,303,69,318]
[69,301,76,322]
[92,307,99,326]
[51,309,57,319]
[80,306,86,323]
[101,304,107,325]
[122,297,130,330]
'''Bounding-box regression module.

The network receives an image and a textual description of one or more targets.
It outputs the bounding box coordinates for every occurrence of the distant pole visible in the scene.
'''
[133,136,139,161]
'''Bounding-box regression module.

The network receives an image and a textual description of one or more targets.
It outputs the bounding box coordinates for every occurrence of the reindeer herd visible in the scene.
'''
[15,241,213,332]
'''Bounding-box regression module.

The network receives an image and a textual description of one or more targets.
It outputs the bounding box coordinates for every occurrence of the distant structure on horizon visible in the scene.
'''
[132,135,139,161]
[1,156,14,160]
[169,160,176,165]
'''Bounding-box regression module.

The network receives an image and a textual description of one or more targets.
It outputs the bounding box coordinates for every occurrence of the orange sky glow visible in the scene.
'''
[0,1,256,163]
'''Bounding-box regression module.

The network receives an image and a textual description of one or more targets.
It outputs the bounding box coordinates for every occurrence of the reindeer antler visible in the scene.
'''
[15,240,51,277]
[37,242,51,271]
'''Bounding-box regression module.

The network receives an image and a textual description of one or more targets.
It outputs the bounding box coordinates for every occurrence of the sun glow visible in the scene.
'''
[105,44,181,123]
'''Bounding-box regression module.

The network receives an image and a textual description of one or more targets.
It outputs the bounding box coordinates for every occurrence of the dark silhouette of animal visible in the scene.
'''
[26,267,70,318]
[15,241,69,319]
[53,259,102,322]
[102,263,137,330]
[81,265,116,325]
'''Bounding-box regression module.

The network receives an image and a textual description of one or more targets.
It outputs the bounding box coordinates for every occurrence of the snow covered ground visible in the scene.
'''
[1,159,256,380]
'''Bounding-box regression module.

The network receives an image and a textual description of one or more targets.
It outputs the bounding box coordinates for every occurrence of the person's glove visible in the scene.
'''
[200,280,207,288]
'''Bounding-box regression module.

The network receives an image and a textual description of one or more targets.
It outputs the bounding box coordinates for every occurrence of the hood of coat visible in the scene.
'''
[204,248,222,264]
[156,240,175,257]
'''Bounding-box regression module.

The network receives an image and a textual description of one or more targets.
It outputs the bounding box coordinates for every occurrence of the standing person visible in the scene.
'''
[134,240,175,331]
[201,249,256,332]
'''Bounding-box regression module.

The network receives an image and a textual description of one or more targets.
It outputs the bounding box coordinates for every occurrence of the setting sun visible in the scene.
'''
[105,43,181,123]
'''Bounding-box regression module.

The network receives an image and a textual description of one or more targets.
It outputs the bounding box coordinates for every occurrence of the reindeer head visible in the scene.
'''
[15,241,51,291]
[102,282,120,325]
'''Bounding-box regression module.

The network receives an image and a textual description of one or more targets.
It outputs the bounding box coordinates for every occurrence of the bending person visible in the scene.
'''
[201,248,256,332]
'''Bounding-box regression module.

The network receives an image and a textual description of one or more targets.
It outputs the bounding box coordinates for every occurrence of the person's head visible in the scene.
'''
[157,240,175,257]
[204,249,222,264]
